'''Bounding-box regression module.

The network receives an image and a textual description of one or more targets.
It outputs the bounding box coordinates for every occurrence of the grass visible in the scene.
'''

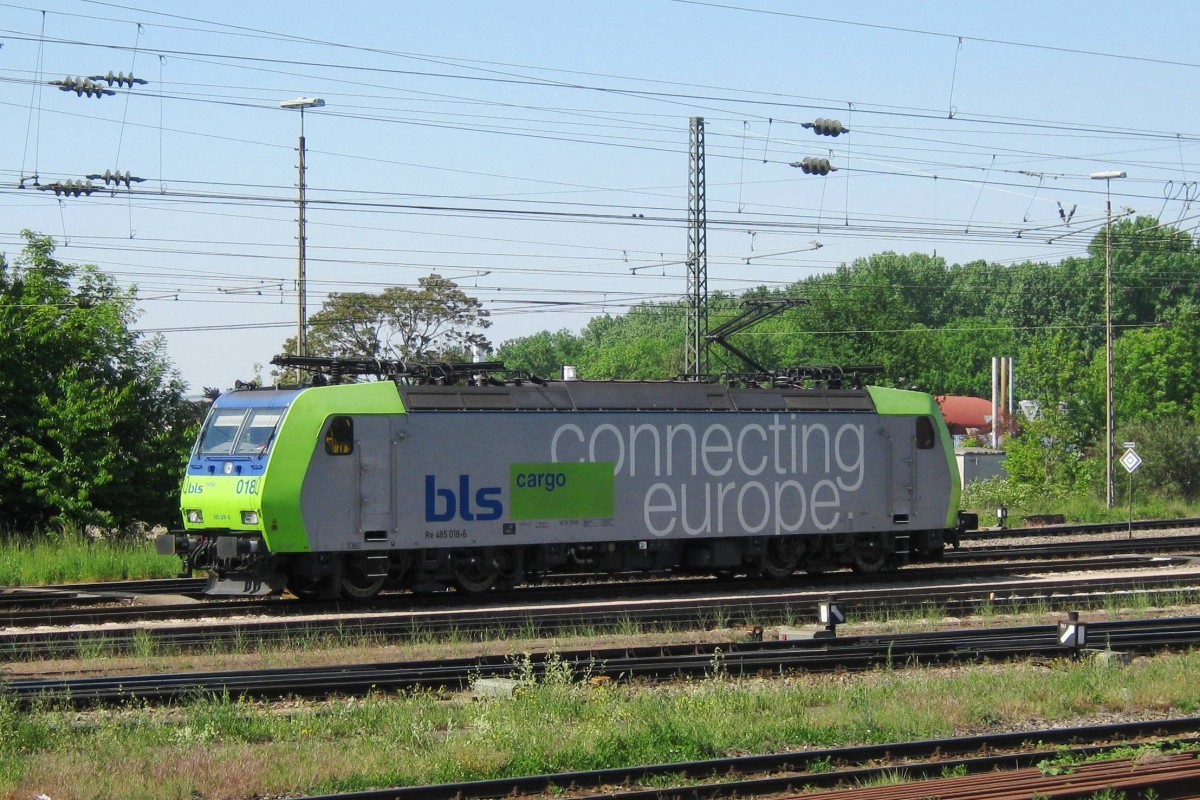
[5,648,1200,799]
[0,530,179,586]
[960,478,1200,528]
[1037,741,1179,776]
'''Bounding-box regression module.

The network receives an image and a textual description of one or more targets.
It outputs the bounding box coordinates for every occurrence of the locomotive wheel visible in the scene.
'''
[492,548,522,590]
[385,552,413,590]
[453,548,499,594]
[340,556,387,600]
[850,533,892,576]
[289,575,339,601]
[758,537,802,579]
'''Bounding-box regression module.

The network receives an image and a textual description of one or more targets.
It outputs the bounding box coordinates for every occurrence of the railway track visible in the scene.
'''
[4,562,1200,659]
[1,519,1196,612]
[0,549,1184,627]
[961,516,1200,541]
[286,716,1200,800]
[7,615,1200,706]
[0,577,206,609]
[3,523,1198,628]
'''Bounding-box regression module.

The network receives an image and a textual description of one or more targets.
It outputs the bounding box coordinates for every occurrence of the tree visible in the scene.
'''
[496,329,585,379]
[891,317,1014,396]
[578,305,683,379]
[1109,305,1200,424]
[298,274,491,362]
[785,252,957,386]
[0,231,196,532]
[1002,408,1095,497]
[1094,216,1200,328]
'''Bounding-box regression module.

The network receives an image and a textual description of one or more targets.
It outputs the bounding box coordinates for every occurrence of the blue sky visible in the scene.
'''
[2,1,1197,390]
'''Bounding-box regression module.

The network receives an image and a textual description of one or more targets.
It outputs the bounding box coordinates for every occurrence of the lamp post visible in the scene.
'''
[280,96,325,357]
[1090,169,1126,509]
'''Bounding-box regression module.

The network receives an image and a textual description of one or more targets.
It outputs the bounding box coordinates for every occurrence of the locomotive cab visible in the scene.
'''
[157,388,299,595]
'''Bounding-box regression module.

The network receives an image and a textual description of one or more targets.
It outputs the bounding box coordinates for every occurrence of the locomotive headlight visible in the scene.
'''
[240,510,260,526]
[185,509,204,524]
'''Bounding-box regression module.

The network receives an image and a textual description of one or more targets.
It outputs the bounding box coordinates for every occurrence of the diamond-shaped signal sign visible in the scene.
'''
[1120,448,1142,474]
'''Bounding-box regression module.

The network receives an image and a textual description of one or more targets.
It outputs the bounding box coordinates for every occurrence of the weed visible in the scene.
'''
[130,628,158,660]
[807,756,834,773]
[856,768,908,787]
[1038,747,1079,776]
[77,634,116,662]
[614,613,641,637]
[707,647,727,680]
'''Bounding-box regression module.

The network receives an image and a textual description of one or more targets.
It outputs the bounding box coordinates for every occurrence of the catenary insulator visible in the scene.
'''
[86,170,145,187]
[793,157,837,175]
[89,71,148,87]
[50,76,114,98]
[805,117,848,137]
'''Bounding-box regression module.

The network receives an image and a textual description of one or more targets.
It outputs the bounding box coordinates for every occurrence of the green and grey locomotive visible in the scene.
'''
[158,361,977,599]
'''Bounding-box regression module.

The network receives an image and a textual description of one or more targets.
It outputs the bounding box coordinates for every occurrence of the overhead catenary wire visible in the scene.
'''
[1,1,1193,387]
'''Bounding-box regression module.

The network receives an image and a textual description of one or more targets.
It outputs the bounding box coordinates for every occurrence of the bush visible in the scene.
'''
[961,477,1045,526]
[1120,416,1200,502]
[1002,410,1094,495]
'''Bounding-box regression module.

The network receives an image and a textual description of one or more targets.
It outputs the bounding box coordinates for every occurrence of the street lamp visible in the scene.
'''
[280,96,326,357]
[1090,169,1127,509]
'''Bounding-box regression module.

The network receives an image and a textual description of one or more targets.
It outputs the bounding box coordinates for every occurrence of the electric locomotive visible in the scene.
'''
[158,358,978,599]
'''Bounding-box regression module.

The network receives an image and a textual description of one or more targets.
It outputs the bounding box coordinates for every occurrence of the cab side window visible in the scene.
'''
[325,416,354,455]
[915,416,936,450]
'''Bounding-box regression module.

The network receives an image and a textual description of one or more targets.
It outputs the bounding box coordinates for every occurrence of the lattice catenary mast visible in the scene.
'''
[685,116,708,377]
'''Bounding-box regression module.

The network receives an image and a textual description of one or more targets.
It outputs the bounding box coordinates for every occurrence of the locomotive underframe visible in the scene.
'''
[161,524,965,600]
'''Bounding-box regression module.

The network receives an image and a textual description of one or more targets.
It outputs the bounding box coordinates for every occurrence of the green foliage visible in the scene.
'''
[1002,410,1094,495]
[0,695,53,784]
[1018,330,1096,434]
[960,477,1049,525]
[1119,416,1200,502]
[0,531,179,585]
[578,306,683,379]
[300,273,491,362]
[495,328,585,379]
[9,644,1200,798]
[0,232,197,531]
[892,317,1013,396]
[1038,742,1167,777]
[1110,306,1200,424]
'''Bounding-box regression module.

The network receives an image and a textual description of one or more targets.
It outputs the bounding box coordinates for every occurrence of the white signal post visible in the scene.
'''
[1120,442,1141,538]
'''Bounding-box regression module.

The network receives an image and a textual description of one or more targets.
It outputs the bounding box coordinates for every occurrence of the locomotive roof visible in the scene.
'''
[396,380,876,413]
